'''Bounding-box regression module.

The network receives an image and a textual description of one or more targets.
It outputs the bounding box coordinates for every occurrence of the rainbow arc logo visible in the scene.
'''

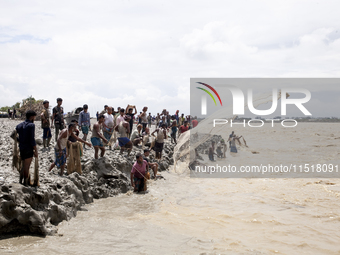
[196,82,222,115]
[196,82,223,106]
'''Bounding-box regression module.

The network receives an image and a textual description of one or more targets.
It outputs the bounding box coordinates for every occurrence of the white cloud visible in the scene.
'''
[0,0,340,116]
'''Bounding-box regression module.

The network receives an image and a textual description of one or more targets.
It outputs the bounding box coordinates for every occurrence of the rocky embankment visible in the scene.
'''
[0,119,174,236]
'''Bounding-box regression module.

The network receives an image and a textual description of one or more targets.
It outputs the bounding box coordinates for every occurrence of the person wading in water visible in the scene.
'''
[131,153,149,193]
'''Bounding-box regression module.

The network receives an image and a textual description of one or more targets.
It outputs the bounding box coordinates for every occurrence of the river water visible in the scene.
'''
[1,123,340,254]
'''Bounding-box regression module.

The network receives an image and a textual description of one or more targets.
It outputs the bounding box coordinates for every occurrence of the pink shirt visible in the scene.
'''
[131,160,148,178]
[116,115,125,126]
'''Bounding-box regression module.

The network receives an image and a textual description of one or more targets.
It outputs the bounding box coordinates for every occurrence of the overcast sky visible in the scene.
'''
[0,0,340,117]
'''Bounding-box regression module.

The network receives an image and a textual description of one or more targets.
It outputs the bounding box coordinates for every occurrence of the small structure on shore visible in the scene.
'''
[64,107,83,124]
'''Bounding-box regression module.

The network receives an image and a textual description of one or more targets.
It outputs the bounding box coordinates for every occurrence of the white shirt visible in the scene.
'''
[141,112,148,123]
[104,113,114,128]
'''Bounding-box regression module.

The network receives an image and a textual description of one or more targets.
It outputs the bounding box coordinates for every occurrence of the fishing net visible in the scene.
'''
[173,91,287,173]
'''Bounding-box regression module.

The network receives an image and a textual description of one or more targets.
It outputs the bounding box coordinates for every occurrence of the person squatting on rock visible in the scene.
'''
[48,123,92,176]
[78,104,91,149]
[191,117,198,128]
[52,98,65,142]
[41,100,52,148]
[131,153,150,193]
[91,114,108,159]
[115,115,133,155]
[142,127,153,149]
[143,149,158,179]
[103,107,114,150]
[151,123,167,160]
[131,124,143,146]
[16,110,38,186]
[178,120,189,138]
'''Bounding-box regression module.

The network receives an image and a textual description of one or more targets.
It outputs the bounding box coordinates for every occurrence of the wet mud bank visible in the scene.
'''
[0,119,174,237]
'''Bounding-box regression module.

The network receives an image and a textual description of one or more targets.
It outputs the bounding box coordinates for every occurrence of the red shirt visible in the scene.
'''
[192,119,198,128]
[179,125,189,133]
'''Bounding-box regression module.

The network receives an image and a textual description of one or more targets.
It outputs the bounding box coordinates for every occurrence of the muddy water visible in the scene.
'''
[1,123,340,254]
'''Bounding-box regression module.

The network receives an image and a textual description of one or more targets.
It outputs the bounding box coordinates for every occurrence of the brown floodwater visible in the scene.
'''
[0,123,339,254]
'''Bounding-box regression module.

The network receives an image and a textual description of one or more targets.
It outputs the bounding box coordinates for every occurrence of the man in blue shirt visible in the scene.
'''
[78,104,91,149]
[16,110,38,186]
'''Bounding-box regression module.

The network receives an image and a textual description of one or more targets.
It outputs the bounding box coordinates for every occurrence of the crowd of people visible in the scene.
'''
[207,131,243,162]
[13,98,197,192]
[7,107,17,119]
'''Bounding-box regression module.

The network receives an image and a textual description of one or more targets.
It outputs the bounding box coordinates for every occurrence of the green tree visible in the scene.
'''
[0,106,10,112]
[13,102,20,109]
[22,96,36,105]
[0,96,42,115]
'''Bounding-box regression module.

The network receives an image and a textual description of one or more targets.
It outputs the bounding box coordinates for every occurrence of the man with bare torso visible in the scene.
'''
[115,115,133,155]
[51,98,65,142]
[48,123,92,175]
[151,123,167,160]
[91,114,108,159]
[103,107,114,149]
